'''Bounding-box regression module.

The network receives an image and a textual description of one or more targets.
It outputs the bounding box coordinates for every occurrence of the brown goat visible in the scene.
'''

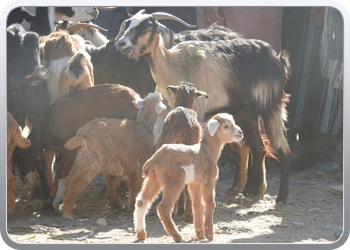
[40,31,94,105]
[134,113,243,242]
[157,81,209,222]
[42,84,140,211]
[7,111,31,216]
[61,92,167,219]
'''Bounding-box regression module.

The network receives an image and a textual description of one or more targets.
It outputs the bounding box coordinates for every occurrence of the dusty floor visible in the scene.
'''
[6,161,344,245]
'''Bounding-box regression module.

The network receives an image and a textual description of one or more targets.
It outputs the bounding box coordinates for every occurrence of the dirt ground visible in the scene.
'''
[6,160,344,245]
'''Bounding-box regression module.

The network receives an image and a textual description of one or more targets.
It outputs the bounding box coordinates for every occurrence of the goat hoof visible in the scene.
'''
[137,230,147,240]
[225,188,239,197]
[205,231,214,240]
[62,213,74,220]
[109,198,124,210]
[173,234,183,243]
[195,230,205,239]
[42,201,54,212]
[275,197,287,204]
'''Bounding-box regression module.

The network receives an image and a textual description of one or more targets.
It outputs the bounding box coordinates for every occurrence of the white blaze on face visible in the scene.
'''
[118,12,151,46]
[181,164,195,184]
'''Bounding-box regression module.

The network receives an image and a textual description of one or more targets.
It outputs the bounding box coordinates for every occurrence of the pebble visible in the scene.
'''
[334,228,343,239]
[96,218,108,227]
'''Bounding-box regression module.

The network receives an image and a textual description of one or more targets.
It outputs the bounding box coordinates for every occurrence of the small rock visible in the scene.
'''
[293,222,305,227]
[96,218,107,227]
[334,228,343,239]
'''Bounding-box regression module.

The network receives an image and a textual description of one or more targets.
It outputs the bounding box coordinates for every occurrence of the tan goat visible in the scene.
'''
[61,92,167,219]
[7,111,31,216]
[40,31,94,105]
[134,113,243,242]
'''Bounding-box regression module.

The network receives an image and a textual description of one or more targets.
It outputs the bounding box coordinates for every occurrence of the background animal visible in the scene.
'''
[7,111,32,216]
[61,92,167,219]
[7,23,52,207]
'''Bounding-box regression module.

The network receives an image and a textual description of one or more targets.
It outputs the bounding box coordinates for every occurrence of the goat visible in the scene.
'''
[116,10,292,203]
[7,111,32,216]
[134,113,243,242]
[29,7,99,36]
[64,22,109,47]
[155,82,209,222]
[40,30,94,105]
[84,20,234,98]
[61,92,167,219]
[42,84,141,211]
[7,23,53,208]
[7,7,36,27]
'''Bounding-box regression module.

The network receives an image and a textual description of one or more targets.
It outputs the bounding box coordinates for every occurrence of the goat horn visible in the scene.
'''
[151,12,197,29]
[65,23,108,34]
[96,7,119,10]
[55,21,65,32]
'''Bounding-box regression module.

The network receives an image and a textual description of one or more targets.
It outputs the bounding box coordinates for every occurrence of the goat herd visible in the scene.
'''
[7,7,292,242]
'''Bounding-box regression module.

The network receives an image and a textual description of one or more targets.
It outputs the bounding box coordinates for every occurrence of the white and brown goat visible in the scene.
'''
[134,113,243,242]
[61,92,167,219]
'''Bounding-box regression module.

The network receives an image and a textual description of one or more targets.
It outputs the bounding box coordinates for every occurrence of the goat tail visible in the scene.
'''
[64,136,84,151]
[142,159,155,178]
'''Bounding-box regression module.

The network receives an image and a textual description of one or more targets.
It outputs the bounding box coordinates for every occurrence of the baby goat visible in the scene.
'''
[61,92,167,219]
[157,81,209,222]
[134,113,243,242]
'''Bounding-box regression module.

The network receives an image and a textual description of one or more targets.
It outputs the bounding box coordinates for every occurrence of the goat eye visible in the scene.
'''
[146,28,152,33]
[224,125,229,129]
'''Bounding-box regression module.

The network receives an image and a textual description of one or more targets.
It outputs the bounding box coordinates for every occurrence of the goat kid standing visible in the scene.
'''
[61,92,167,219]
[134,113,243,242]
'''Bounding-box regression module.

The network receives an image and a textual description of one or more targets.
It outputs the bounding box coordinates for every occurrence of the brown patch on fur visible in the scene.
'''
[41,31,84,63]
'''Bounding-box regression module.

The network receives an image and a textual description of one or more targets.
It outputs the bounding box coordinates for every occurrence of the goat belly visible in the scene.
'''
[181,164,195,184]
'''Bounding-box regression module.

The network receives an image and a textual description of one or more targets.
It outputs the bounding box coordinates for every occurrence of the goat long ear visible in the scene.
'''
[132,99,145,109]
[166,85,178,94]
[195,90,210,99]
[207,119,220,136]
[156,23,174,49]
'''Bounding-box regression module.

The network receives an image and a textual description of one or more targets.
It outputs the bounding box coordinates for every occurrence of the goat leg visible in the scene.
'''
[157,185,184,243]
[275,147,291,203]
[36,146,53,210]
[184,186,193,223]
[226,142,249,197]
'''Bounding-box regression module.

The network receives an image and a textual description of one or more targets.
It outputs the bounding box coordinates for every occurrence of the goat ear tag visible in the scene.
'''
[155,102,167,114]
[208,119,220,136]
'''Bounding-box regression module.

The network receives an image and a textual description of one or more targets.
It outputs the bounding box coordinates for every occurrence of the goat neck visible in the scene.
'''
[200,129,226,163]
[143,36,178,108]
